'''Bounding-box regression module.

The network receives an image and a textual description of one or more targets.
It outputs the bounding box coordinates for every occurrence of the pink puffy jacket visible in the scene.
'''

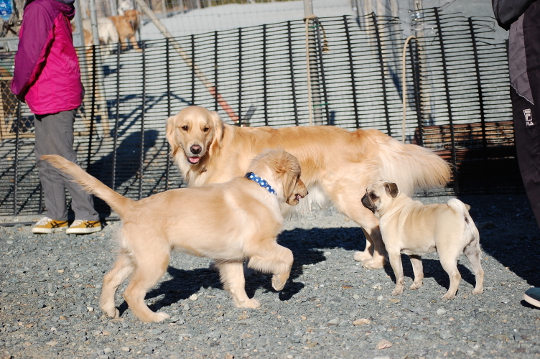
[11,0,83,115]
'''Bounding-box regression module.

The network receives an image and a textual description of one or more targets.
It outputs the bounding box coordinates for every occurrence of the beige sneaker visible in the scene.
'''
[32,217,68,234]
[66,220,102,234]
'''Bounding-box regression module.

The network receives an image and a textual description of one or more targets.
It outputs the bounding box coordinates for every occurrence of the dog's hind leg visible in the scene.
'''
[122,251,171,322]
[216,261,260,309]
[100,254,134,318]
[247,243,293,292]
[464,240,484,295]
[409,255,424,290]
[439,255,461,299]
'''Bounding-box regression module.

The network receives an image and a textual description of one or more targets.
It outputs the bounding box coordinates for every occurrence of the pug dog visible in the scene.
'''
[361,180,484,299]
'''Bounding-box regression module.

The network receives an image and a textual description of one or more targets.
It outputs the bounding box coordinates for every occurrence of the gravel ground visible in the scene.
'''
[1,193,539,359]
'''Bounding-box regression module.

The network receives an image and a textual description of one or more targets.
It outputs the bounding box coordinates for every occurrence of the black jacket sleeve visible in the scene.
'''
[492,0,537,30]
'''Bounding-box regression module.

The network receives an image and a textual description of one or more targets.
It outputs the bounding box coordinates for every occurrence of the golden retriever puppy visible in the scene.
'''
[109,9,141,51]
[42,150,307,323]
[81,17,119,54]
[166,106,451,269]
[361,181,484,299]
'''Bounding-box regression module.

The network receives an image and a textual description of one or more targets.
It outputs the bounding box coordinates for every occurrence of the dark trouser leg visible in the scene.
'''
[34,110,98,221]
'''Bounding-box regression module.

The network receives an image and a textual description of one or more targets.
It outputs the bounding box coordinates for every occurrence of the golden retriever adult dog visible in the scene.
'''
[166,106,452,269]
[109,9,141,51]
[42,150,308,323]
[361,180,484,299]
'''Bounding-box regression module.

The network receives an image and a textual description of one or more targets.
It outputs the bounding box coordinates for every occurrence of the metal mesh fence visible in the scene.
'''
[0,8,521,216]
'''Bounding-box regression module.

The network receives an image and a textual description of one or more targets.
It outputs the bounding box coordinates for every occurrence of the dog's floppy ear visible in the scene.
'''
[165,115,180,156]
[208,111,224,156]
[384,182,399,198]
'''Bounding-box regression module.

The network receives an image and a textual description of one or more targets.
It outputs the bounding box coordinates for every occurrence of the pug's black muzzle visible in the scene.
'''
[361,193,376,213]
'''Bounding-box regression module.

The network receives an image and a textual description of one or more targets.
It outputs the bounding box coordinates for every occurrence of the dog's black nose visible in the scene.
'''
[190,145,202,154]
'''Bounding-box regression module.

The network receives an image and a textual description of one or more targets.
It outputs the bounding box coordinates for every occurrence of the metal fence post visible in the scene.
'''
[262,24,268,126]
[112,42,121,191]
[371,13,391,137]
[304,0,323,125]
[409,38,424,146]
[287,21,299,126]
[238,27,243,126]
[434,7,458,193]
[139,41,146,200]
[468,17,488,192]
[86,46,97,168]
[13,101,20,215]
[214,31,219,112]
[165,37,171,191]
[343,15,359,128]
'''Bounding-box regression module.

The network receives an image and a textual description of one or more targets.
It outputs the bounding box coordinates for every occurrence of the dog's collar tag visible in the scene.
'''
[245,172,276,195]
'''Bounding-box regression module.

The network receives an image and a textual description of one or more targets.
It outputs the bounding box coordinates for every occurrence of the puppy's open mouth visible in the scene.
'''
[187,156,200,165]
[287,192,306,205]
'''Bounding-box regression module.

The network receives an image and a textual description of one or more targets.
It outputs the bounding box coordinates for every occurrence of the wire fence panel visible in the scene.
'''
[0,7,521,216]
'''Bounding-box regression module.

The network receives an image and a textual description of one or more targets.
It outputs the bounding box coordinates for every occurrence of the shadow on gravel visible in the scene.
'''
[457,194,540,289]
[382,256,478,293]
[135,226,366,312]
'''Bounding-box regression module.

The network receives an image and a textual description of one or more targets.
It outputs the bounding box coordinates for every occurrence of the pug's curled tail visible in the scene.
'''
[41,155,132,217]
[447,198,480,244]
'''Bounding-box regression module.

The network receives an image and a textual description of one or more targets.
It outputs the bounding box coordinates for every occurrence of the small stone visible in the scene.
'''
[437,308,446,315]
[189,294,198,301]
[46,341,57,346]
[121,347,130,352]
[87,307,94,312]
[353,318,371,326]
[376,339,392,349]
[327,318,339,326]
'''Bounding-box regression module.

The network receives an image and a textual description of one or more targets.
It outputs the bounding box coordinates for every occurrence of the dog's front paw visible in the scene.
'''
[442,292,456,300]
[100,305,120,318]
[150,312,170,322]
[361,257,385,269]
[272,274,288,291]
[391,285,404,296]
[410,281,423,290]
[353,250,371,262]
[236,298,261,309]
[472,287,483,295]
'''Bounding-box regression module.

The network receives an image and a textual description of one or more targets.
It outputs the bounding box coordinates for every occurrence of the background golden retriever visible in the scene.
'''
[109,9,141,51]
[42,150,307,323]
[166,106,452,270]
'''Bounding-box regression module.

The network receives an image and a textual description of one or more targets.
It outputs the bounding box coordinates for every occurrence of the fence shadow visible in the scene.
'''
[86,129,159,216]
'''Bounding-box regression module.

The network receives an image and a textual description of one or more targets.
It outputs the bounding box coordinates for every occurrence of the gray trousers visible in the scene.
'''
[34,110,99,222]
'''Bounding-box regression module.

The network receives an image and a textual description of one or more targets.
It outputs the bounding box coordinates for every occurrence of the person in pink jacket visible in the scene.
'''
[11,0,101,234]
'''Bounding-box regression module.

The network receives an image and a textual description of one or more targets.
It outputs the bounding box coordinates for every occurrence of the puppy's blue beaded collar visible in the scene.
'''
[245,172,276,195]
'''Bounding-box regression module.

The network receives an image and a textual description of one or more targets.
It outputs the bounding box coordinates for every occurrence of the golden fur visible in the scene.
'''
[109,10,141,51]
[362,181,484,299]
[42,150,308,323]
[166,106,452,269]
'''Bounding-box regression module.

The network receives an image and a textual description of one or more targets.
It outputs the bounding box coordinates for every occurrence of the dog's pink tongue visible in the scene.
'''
[188,157,200,164]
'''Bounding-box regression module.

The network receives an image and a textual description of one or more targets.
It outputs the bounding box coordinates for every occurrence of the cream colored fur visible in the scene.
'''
[362,180,484,299]
[166,105,452,269]
[42,150,307,323]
